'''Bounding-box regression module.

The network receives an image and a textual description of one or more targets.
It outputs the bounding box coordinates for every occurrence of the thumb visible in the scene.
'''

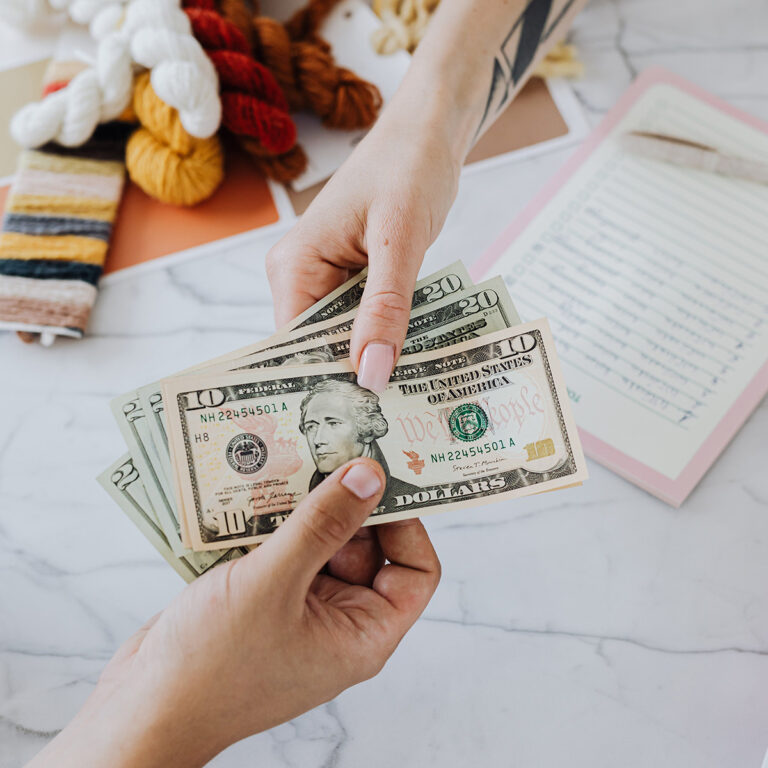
[256,459,386,596]
[351,229,424,392]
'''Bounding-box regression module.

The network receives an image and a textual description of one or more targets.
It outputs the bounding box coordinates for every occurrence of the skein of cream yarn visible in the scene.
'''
[370,0,584,78]
[370,0,438,55]
[9,0,221,148]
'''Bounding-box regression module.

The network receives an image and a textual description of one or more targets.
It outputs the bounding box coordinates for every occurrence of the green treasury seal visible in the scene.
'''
[449,403,489,442]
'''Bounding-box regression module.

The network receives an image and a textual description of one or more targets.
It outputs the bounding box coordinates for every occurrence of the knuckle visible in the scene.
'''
[362,288,412,325]
[358,655,387,682]
[425,564,442,599]
[266,237,304,272]
[433,556,443,585]
[429,549,442,584]
[265,245,289,278]
[344,640,388,683]
[265,250,280,281]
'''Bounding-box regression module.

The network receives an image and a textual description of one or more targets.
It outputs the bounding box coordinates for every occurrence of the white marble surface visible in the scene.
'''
[2,1,768,766]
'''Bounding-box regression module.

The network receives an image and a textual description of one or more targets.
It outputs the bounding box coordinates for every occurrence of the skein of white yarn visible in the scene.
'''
[0,0,55,29]
[0,0,128,33]
[125,1,220,140]
[9,0,221,148]
[54,0,129,36]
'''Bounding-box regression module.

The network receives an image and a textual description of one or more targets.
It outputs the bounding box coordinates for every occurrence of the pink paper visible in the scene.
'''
[473,68,768,507]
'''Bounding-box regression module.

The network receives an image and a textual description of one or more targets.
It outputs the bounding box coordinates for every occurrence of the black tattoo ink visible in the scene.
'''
[475,0,579,137]
[508,0,553,83]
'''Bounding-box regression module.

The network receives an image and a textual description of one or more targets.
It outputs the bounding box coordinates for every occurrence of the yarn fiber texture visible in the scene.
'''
[0,59,128,342]
[185,6,295,153]
[245,0,383,129]
[10,0,222,149]
[184,3,307,182]
[371,0,437,55]
[282,0,342,41]
[533,42,584,78]
[0,0,57,29]
[0,0,132,33]
[370,0,583,78]
[126,72,224,207]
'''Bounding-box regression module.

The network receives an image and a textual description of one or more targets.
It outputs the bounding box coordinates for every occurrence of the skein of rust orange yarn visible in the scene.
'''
[283,0,344,42]
[184,1,308,182]
[126,72,224,207]
[246,0,382,130]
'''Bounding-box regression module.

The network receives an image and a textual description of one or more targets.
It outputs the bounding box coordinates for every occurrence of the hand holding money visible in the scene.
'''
[38,459,440,767]
[166,320,586,551]
[101,264,586,569]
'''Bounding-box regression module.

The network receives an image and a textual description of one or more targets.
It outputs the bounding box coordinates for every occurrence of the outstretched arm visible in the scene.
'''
[267,0,586,390]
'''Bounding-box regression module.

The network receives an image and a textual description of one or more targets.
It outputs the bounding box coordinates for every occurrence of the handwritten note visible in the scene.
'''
[490,82,768,480]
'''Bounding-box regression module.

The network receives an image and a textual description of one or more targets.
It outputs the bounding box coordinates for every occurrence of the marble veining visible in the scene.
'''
[2,1,768,766]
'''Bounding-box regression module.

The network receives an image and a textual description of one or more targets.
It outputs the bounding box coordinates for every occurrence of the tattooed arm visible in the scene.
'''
[417,0,586,142]
[267,0,586,391]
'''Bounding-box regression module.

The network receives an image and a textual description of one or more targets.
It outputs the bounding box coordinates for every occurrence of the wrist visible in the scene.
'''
[26,681,221,768]
[378,68,475,171]
[380,0,510,164]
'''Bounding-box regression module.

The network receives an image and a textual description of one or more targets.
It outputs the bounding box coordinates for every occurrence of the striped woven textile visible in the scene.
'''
[0,61,130,342]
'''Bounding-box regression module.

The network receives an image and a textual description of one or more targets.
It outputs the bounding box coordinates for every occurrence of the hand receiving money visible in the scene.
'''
[264,108,464,392]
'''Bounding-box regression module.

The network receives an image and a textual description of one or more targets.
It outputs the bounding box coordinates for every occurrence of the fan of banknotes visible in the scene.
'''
[99,262,587,582]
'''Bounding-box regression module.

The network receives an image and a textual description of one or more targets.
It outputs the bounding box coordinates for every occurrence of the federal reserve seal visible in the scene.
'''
[226,433,268,474]
[449,403,489,442]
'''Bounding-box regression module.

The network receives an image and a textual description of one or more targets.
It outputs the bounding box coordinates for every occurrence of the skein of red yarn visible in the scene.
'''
[185,7,295,153]
[183,0,381,179]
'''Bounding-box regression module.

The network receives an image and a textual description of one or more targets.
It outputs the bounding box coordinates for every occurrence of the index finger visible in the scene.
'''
[265,246,351,328]
[266,249,323,328]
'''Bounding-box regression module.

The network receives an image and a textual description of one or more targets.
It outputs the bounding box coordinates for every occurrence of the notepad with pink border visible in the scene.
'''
[472,68,768,507]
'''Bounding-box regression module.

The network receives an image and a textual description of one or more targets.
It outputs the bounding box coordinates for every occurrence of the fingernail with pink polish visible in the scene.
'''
[357,342,394,392]
[341,463,382,499]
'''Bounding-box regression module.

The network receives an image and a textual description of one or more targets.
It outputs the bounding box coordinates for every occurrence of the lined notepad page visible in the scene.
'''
[495,83,768,481]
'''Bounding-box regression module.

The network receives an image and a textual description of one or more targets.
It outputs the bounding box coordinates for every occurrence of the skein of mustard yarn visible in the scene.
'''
[126,72,224,207]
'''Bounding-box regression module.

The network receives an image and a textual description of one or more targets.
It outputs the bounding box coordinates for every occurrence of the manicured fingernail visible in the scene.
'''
[341,463,382,499]
[357,342,394,392]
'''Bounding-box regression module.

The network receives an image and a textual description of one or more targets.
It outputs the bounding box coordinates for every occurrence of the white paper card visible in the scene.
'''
[490,82,768,480]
